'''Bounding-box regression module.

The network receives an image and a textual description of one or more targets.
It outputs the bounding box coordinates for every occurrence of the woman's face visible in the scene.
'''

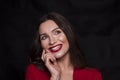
[39,20,69,59]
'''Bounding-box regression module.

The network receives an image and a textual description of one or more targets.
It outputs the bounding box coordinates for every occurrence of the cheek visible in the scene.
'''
[59,37,64,41]
[59,35,69,49]
[59,35,68,43]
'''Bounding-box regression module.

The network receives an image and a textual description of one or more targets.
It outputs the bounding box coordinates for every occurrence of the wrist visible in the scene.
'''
[50,76,60,80]
[50,74,61,80]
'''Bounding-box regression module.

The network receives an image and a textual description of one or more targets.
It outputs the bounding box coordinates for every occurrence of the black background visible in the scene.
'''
[1,0,120,80]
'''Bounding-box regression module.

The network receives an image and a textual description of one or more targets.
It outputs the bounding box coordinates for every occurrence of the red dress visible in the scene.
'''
[26,64,102,80]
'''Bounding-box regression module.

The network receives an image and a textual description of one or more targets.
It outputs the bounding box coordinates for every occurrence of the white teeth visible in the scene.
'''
[51,45,61,51]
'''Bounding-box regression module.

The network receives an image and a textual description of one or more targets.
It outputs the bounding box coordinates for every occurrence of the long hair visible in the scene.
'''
[30,12,87,70]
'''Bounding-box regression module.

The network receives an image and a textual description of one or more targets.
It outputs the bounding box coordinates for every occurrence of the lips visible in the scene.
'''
[49,44,62,53]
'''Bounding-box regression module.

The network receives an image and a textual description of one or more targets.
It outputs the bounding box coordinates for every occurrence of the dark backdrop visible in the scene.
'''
[1,0,120,80]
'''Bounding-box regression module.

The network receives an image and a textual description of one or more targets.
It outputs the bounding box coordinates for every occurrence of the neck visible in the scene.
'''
[57,53,73,71]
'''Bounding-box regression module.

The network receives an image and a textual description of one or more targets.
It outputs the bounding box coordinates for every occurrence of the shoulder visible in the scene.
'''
[26,64,39,73]
[78,67,101,74]
[74,67,102,80]
[25,64,50,80]
[26,64,38,71]
[26,64,41,77]
[26,63,49,74]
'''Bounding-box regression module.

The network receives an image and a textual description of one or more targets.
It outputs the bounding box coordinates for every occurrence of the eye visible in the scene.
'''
[40,35,48,40]
[54,30,61,35]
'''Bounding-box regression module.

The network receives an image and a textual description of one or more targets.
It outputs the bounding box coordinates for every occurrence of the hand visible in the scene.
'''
[41,50,61,80]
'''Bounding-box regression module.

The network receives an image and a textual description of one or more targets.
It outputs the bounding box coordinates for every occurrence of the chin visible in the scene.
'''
[54,54,63,59]
[54,51,68,59]
[54,55,62,59]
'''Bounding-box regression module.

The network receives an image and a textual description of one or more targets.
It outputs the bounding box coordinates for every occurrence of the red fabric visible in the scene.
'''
[26,64,102,80]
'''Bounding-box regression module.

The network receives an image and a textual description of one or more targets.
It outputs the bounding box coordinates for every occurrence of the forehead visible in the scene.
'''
[39,20,59,34]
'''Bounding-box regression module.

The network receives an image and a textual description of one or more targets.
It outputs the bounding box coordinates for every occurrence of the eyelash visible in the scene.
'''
[41,35,48,40]
[40,30,61,40]
[54,30,61,35]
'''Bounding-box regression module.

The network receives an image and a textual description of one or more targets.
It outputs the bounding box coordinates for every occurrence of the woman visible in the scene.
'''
[26,12,102,80]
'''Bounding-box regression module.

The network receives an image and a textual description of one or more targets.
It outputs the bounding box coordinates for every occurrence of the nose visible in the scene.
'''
[49,36,57,45]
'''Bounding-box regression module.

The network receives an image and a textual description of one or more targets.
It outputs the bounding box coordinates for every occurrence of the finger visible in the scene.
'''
[45,49,56,60]
[41,50,46,61]
[44,54,55,63]
[48,56,56,65]
[44,54,56,65]
[52,58,57,65]
[41,49,56,64]
[43,49,53,61]
[45,49,49,54]
[45,56,55,66]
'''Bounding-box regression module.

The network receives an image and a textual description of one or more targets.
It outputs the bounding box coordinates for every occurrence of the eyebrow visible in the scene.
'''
[40,27,60,36]
[52,27,60,32]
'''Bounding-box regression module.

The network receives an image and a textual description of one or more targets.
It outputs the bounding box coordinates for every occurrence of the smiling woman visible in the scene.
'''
[39,20,69,59]
[25,12,102,80]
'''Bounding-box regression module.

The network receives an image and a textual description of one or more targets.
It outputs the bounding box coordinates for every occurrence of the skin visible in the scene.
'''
[39,20,73,80]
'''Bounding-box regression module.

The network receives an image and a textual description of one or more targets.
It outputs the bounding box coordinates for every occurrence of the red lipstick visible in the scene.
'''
[49,44,62,53]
